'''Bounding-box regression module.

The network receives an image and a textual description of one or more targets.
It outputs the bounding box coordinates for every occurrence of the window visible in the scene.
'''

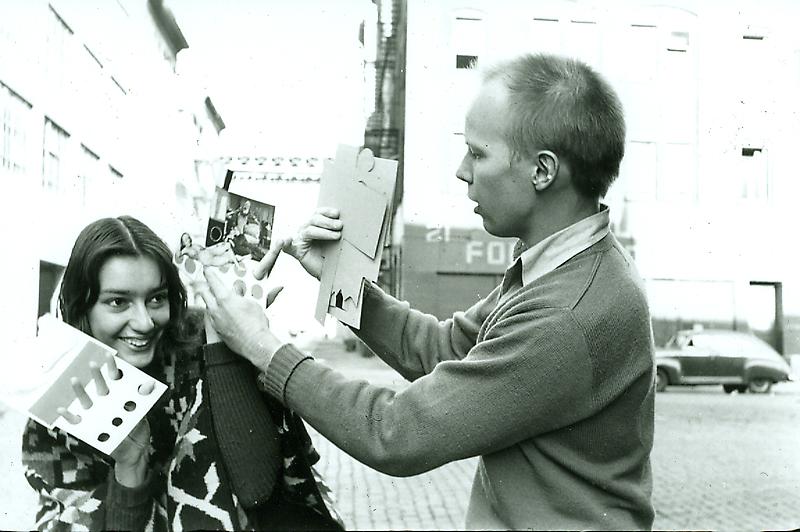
[1,82,32,174]
[45,6,74,105]
[109,165,123,180]
[658,143,696,201]
[739,146,768,199]
[42,118,70,192]
[456,55,477,69]
[452,15,484,58]
[619,141,657,201]
[531,17,562,55]
[451,13,484,131]
[78,145,100,205]
[565,20,600,67]
[625,25,658,81]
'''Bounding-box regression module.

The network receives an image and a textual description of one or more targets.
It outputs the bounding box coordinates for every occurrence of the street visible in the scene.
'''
[307,345,800,531]
[1,343,798,531]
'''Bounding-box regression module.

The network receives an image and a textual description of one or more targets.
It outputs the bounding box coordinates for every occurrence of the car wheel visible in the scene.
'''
[723,384,748,394]
[748,378,772,394]
[655,369,669,392]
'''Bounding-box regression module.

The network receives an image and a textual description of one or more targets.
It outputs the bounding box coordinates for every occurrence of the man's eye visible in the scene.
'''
[468,148,481,159]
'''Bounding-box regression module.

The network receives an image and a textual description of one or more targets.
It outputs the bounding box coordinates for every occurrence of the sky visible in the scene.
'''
[166,0,375,157]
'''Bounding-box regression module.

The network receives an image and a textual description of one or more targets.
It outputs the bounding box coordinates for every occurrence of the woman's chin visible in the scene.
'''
[115,347,156,368]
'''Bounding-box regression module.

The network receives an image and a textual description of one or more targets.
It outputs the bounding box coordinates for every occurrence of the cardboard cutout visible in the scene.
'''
[315,145,398,328]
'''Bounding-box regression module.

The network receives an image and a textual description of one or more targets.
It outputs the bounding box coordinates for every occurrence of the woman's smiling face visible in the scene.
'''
[87,255,170,368]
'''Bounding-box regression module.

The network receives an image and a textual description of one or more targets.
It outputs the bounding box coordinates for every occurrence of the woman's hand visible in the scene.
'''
[111,417,151,487]
[282,207,342,279]
[59,359,154,488]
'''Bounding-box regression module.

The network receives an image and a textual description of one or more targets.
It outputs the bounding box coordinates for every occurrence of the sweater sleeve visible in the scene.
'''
[21,418,160,531]
[351,282,499,381]
[261,304,597,477]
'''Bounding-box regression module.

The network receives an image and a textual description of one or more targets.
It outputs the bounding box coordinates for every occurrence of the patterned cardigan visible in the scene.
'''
[21,337,344,531]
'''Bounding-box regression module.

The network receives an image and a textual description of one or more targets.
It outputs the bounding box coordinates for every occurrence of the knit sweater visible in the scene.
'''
[22,339,343,531]
[263,233,656,530]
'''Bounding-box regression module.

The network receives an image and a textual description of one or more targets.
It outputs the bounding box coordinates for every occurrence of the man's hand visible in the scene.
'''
[282,207,342,279]
[198,267,283,371]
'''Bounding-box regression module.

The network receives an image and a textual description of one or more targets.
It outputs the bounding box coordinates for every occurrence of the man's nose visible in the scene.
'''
[455,155,472,184]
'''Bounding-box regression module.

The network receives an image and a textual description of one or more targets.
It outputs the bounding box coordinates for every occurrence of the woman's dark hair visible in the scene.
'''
[59,216,201,361]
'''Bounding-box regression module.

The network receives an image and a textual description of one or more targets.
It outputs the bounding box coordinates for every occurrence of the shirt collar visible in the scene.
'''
[518,204,610,286]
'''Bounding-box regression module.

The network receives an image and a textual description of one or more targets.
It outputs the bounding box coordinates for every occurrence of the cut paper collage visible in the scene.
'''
[315,145,398,329]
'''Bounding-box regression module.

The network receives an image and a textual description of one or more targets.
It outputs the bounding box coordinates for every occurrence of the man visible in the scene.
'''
[200,53,656,530]
[225,199,262,258]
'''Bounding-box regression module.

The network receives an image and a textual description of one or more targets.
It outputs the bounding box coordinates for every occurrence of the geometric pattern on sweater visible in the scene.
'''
[22,341,344,531]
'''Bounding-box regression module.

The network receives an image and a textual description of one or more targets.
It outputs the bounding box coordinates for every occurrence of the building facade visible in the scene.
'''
[399,0,800,354]
[0,0,224,338]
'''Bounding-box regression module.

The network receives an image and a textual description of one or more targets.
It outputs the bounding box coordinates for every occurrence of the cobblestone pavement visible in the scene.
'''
[2,343,798,531]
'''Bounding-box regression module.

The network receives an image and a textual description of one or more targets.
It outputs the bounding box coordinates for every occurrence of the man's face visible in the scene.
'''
[242,200,251,214]
[456,80,536,240]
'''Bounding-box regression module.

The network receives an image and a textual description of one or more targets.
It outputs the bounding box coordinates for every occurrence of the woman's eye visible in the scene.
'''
[149,292,168,306]
[107,298,127,308]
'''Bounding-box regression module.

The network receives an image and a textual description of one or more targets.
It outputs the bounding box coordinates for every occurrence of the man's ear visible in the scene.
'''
[531,150,559,192]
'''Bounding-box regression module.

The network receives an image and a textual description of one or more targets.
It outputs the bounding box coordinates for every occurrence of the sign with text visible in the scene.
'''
[407,224,516,275]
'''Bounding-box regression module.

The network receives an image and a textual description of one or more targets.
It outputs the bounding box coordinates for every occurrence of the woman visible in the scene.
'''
[22,216,343,531]
[175,232,202,260]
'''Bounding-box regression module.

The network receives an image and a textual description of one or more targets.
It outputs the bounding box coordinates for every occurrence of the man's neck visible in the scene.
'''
[520,195,600,248]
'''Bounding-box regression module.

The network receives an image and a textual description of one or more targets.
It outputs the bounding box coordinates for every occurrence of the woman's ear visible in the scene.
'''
[531,150,559,192]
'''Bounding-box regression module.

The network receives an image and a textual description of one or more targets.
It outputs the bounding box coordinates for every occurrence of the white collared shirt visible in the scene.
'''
[518,205,610,287]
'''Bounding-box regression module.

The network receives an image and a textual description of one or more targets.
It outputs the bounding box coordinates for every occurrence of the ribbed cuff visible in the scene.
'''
[262,344,313,404]
[105,467,154,530]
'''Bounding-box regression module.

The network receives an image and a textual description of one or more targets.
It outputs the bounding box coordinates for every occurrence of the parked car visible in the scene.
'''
[655,329,793,393]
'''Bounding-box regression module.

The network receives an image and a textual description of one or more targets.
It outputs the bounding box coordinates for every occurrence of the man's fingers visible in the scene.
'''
[301,225,342,243]
[315,206,341,219]
[310,211,344,231]
[253,241,282,280]
[194,282,218,313]
[266,286,284,308]
[203,267,232,302]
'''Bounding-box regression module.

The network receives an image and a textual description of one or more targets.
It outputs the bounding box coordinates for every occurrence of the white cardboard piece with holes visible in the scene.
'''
[174,254,269,308]
[0,314,166,455]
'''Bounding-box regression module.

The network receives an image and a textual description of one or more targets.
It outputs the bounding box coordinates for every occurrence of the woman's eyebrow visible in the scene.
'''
[98,289,133,296]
